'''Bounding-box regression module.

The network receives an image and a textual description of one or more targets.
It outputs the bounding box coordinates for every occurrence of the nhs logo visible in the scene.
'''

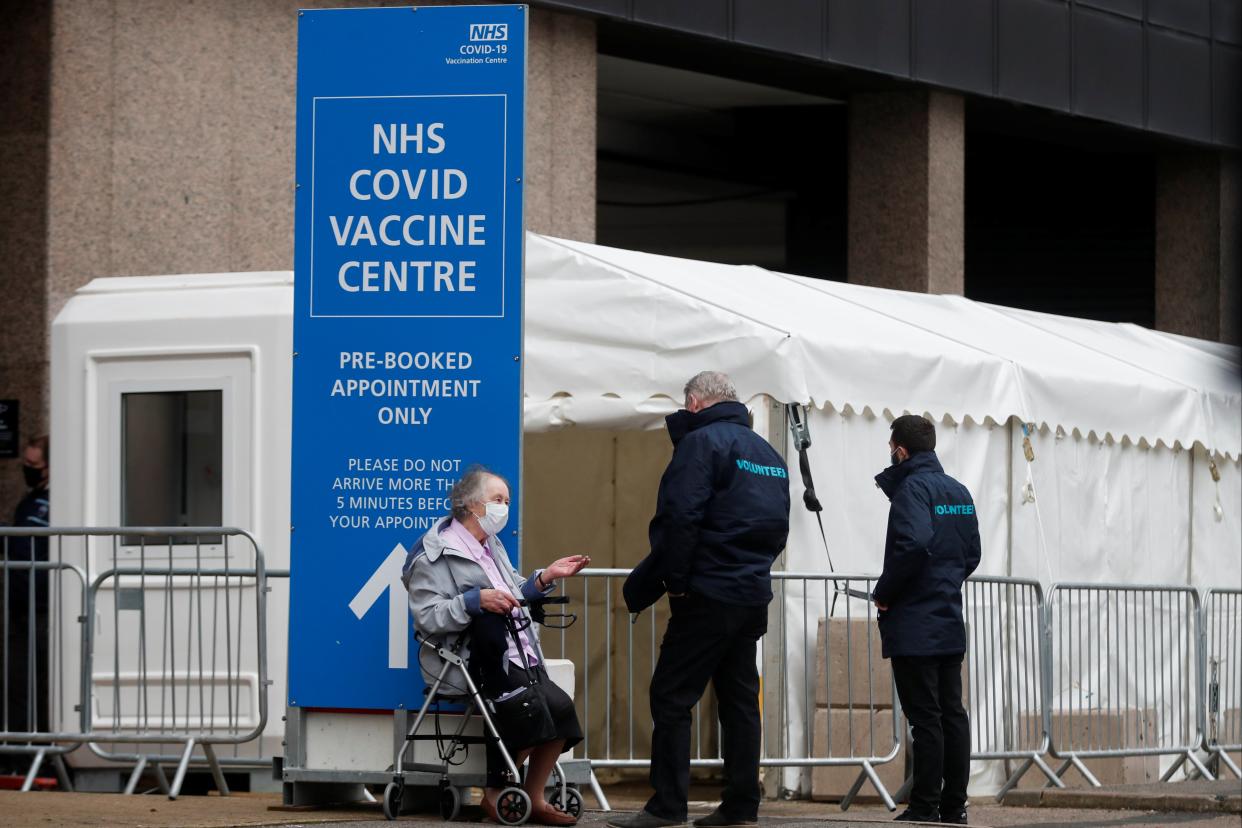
[469,23,508,41]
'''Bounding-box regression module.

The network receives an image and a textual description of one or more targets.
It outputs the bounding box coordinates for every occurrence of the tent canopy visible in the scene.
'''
[525,234,1241,458]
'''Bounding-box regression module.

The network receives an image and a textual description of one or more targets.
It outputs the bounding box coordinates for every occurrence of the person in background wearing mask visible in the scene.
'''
[614,371,790,828]
[4,435,51,758]
[12,434,49,531]
[406,466,590,825]
[872,415,981,825]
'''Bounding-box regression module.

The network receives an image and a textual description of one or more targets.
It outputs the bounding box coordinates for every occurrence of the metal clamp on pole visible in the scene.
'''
[785,403,844,615]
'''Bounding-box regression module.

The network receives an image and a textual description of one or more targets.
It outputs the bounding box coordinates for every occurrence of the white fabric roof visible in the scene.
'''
[524,233,1242,458]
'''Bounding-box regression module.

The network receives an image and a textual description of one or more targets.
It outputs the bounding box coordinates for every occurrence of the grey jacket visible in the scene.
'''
[405,516,554,682]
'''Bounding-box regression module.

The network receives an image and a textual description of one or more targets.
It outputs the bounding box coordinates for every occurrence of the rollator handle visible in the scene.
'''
[516,596,570,607]
[515,595,577,629]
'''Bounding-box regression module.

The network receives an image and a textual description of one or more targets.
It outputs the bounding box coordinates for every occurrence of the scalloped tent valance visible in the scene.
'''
[523,234,1241,460]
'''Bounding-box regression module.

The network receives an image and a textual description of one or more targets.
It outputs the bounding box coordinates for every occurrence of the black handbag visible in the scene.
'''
[488,683,557,752]
[486,614,557,752]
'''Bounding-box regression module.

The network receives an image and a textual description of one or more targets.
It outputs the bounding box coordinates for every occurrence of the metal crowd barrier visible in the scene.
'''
[4,529,1238,802]
[0,531,88,791]
[0,527,275,799]
[547,570,903,811]
[554,570,1234,805]
[84,528,273,797]
[962,576,1061,798]
[1202,588,1241,779]
[1046,583,1212,785]
[774,573,902,810]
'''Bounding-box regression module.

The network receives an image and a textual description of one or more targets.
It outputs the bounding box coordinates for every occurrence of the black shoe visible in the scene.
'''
[940,809,967,825]
[894,809,940,823]
[607,812,686,828]
[693,808,758,828]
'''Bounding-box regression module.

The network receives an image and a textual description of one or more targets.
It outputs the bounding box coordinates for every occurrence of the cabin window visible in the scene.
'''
[121,390,223,545]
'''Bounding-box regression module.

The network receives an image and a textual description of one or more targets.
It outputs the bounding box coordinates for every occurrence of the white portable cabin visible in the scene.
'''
[51,272,293,776]
[49,234,1241,793]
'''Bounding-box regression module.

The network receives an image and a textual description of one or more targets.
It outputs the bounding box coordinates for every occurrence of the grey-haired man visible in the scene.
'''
[611,372,790,828]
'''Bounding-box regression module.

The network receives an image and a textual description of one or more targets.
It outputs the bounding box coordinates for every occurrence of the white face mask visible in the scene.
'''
[476,502,509,536]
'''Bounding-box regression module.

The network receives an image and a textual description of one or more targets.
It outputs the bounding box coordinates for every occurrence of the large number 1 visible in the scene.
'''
[348,543,410,669]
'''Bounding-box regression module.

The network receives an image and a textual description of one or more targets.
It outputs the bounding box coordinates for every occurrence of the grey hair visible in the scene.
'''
[684,370,738,405]
[449,465,508,521]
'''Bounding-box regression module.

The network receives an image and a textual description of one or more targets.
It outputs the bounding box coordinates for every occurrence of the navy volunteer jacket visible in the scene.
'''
[872,450,981,658]
[623,400,791,612]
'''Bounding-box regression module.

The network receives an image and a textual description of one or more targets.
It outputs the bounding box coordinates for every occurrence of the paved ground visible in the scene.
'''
[0,781,1239,828]
[1002,779,1241,814]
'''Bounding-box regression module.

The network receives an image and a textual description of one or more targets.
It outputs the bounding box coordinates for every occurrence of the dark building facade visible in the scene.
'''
[553,0,1241,148]
[564,0,1239,335]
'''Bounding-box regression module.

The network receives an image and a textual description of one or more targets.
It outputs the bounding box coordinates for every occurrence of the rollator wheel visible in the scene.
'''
[439,784,462,821]
[549,786,582,818]
[382,781,403,821]
[496,786,532,825]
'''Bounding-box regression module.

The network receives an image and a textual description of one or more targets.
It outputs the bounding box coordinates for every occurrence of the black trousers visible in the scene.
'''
[891,654,970,817]
[646,594,767,822]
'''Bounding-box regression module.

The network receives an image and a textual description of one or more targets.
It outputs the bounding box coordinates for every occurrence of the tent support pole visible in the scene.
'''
[761,395,788,799]
[1006,416,1015,578]
[1187,446,1195,586]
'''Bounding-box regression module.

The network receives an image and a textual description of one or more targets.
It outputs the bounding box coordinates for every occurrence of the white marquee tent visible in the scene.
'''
[522,233,1241,796]
[525,232,1240,585]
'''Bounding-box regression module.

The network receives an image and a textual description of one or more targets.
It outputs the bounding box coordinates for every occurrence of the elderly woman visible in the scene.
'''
[407,466,590,825]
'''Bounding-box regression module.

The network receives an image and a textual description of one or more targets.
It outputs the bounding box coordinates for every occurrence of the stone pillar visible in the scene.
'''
[525,9,596,241]
[1156,151,1241,344]
[847,89,964,294]
[0,2,51,515]
[1225,157,1241,346]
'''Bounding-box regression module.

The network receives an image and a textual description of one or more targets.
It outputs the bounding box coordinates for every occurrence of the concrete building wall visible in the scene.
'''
[0,0,596,514]
[0,3,51,517]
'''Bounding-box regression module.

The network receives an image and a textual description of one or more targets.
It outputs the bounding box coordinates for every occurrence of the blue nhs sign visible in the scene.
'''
[290,5,526,710]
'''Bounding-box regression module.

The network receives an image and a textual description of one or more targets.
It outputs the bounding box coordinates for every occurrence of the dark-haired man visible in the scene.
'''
[872,415,980,825]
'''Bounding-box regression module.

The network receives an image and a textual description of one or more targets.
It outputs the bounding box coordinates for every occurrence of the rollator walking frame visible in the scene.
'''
[383,596,582,824]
